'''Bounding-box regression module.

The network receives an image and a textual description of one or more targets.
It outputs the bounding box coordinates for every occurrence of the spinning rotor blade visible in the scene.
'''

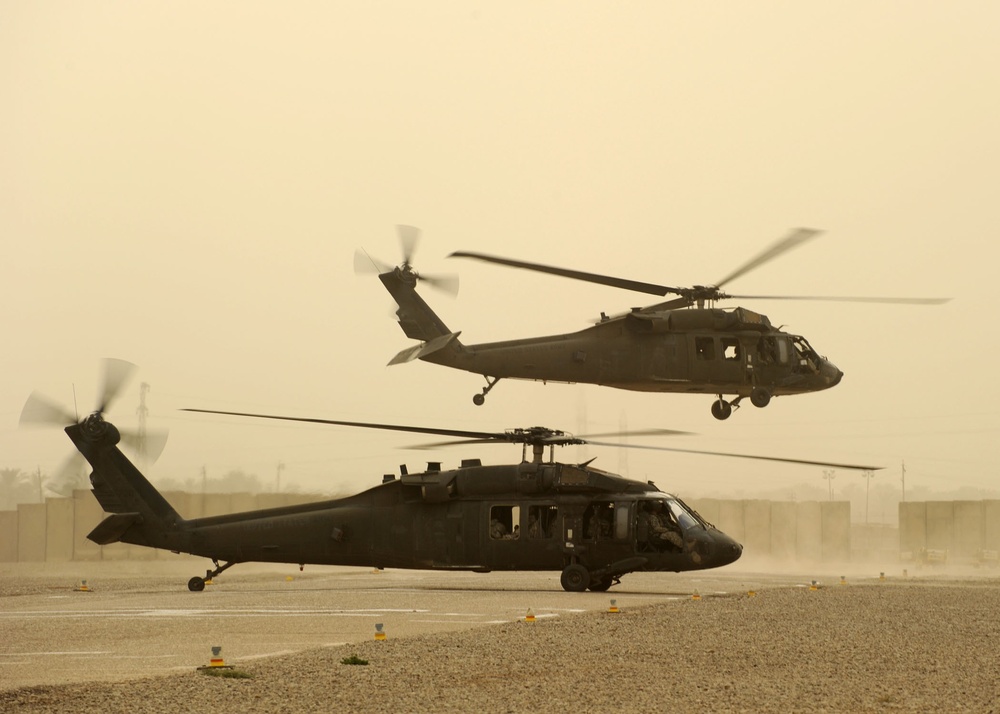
[19,391,77,427]
[353,248,393,275]
[583,439,882,471]
[418,272,460,296]
[397,224,420,266]
[715,228,823,289]
[181,408,507,441]
[183,408,879,471]
[119,428,170,463]
[407,427,694,450]
[450,251,675,297]
[725,294,951,305]
[97,358,136,414]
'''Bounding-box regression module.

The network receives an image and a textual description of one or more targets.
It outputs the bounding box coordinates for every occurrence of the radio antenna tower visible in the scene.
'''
[136,382,150,463]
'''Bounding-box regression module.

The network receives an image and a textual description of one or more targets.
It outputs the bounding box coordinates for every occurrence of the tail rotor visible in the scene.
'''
[355,225,459,296]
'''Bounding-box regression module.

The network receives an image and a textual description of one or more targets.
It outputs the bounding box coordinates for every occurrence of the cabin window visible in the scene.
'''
[695,337,715,360]
[721,337,740,361]
[584,501,614,539]
[489,505,521,540]
[527,505,558,539]
[615,504,630,540]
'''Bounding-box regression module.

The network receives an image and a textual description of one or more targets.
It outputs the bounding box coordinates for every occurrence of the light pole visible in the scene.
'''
[822,469,836,501]
[862,470,876,525]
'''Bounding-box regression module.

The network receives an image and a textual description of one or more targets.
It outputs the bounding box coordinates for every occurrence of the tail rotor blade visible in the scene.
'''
[420,272,460,296]
[397,224,421,265]
[119,428,170,463]
[354,248,393,275]
[20,391,77,427]
[97,358,136,414]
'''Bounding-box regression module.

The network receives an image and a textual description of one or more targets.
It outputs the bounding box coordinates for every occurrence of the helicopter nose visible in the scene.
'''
[819,359,843,388]
[721,536,743,565]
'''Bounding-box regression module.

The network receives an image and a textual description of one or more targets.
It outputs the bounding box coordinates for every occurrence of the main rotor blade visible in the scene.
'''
[726,294,951,305]
[408,428,694,450]
[583,439,882,471]
[715,228,823,289]
[182,408,506,441]
[20,391,77,426]
[97,358,136,414]
[450,251,675,297]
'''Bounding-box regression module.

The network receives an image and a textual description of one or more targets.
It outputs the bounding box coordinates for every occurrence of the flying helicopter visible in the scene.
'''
[22,360,881,593]
[358,226,949,419]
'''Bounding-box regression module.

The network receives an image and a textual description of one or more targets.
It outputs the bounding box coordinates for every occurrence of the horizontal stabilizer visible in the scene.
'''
[388,331,462,366]
[87,512,144,545]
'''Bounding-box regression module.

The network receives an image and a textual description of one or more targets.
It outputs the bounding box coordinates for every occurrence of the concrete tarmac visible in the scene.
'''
[0,560,852,692]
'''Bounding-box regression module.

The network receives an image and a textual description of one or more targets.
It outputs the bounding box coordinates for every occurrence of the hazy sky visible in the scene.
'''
[3,3,998,505]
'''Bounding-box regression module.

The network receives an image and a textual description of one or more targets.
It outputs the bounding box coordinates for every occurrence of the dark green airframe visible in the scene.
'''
[25,361,878,593]
[366,227,947,419]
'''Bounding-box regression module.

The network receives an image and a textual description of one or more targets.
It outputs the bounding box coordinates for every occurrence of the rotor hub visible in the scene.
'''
[81,412,110,440]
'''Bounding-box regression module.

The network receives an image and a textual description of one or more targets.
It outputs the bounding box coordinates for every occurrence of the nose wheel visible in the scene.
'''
[750,387,771,408]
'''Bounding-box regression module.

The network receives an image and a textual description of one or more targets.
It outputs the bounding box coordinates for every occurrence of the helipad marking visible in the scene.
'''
[0,651,112,657]
[236,650,296,661]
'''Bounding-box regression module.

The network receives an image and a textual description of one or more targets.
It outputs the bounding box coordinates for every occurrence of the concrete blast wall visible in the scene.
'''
[899,500,1000,564]
[1,490,322,563]
[686,499,847,563]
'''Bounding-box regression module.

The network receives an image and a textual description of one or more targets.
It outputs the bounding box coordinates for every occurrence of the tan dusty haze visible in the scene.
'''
[2,3,998,519]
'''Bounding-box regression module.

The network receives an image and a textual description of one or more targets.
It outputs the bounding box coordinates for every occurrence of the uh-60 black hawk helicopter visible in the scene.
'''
[22,360,880,593]
[358,226,948,420]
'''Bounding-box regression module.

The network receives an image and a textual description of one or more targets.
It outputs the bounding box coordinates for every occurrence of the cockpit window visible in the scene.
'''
[792,336,818,372]
[666,500,699,530]
[671,496,712,529]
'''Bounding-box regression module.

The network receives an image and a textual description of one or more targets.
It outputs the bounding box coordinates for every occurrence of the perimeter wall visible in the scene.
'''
[899,500,1000,565]
[2,491,864,564]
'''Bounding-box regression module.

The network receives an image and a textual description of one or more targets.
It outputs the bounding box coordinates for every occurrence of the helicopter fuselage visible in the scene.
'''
[70,417,742,592]
[380,267,842,417]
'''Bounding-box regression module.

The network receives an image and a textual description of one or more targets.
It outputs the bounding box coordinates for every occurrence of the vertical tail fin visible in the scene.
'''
[380,269,456,342]
[66,418,183,547]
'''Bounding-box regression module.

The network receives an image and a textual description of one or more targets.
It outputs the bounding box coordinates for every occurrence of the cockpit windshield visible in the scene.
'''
[666,499,700,530]
[644,494,709,530]
[791,336,819,372]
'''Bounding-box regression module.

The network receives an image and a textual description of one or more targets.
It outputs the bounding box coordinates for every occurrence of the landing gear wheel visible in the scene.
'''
[588,576,614,592]
[188,576,205,592]
[711,398,733,420]
[560,564,591,592]
[750,387,771,408]
[473,376,502,406]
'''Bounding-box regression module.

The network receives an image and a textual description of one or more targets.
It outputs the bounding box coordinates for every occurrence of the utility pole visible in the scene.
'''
[901,460,906,502]
[276,462,285,493]
[822,469,836,501]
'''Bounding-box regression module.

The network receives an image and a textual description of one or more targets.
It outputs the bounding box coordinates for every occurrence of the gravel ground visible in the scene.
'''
[3,577,998,713]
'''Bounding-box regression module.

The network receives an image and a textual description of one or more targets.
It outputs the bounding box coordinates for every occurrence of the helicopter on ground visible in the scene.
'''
[22,360,880,593]
[358,226,948,419]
